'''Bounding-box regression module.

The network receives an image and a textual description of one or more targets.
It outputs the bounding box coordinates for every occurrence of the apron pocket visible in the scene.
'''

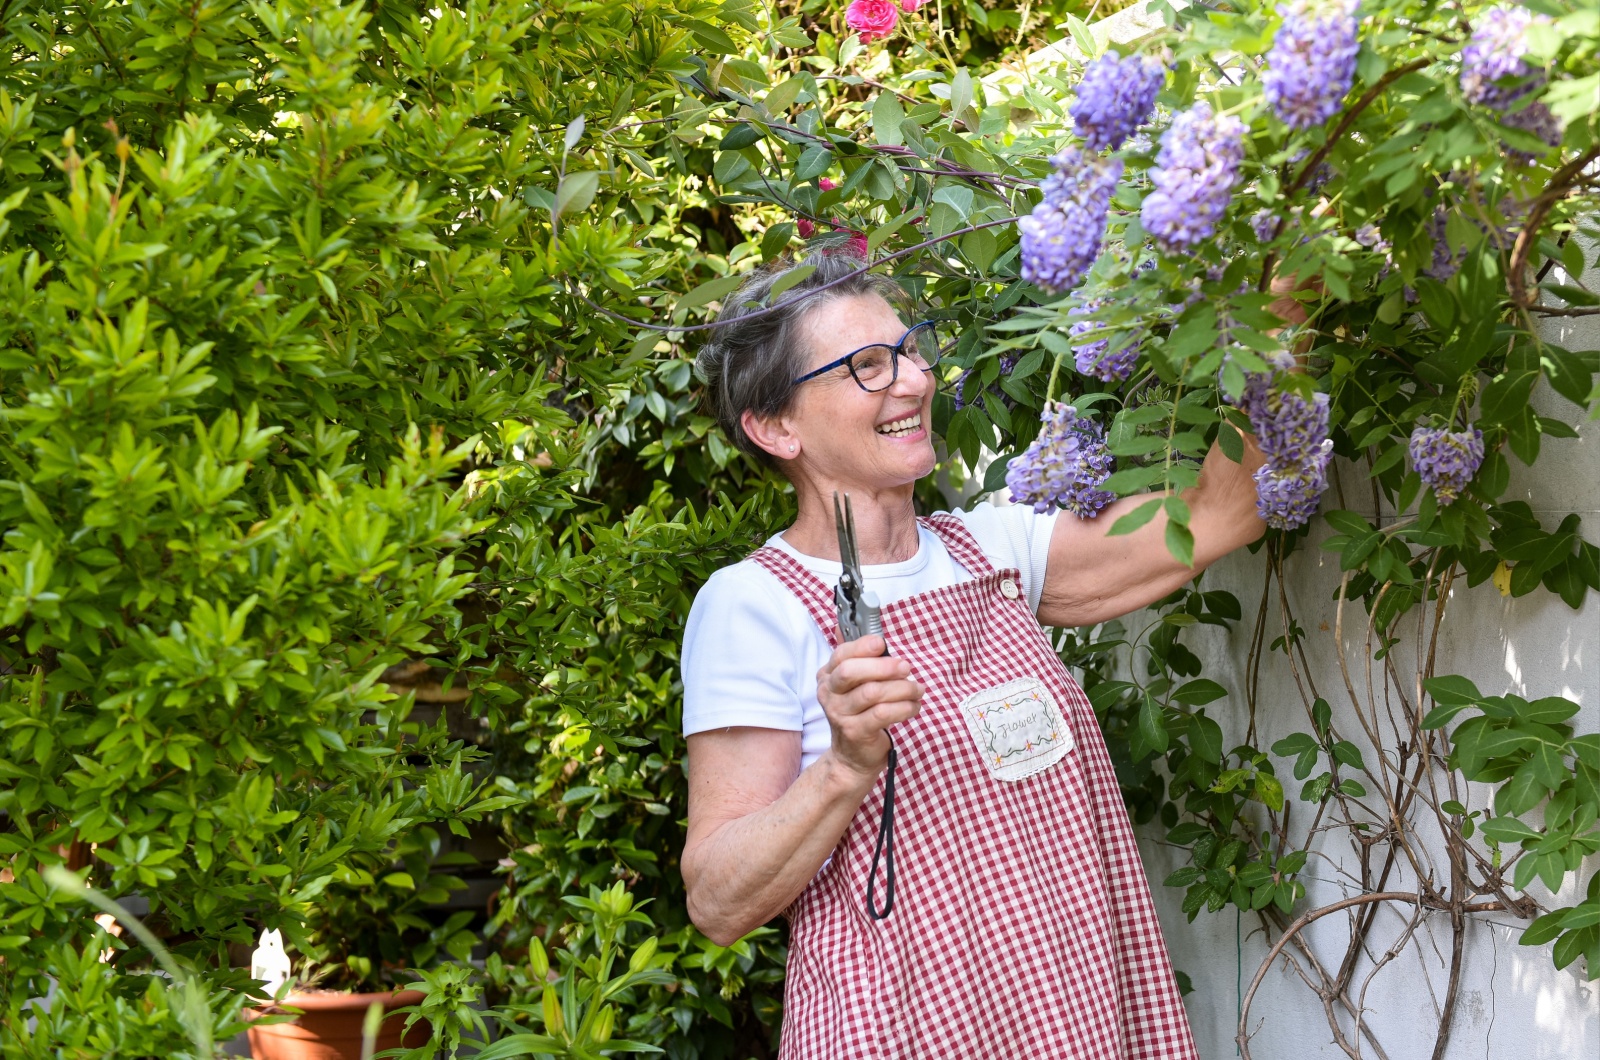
[956,676,1074,782]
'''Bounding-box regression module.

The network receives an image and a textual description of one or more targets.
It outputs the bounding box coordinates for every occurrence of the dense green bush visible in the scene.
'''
[3,0,1598,1057]
[0,0,776,1051]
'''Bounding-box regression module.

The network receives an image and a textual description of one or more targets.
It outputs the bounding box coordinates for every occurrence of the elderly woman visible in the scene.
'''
[681,251,1271,1059]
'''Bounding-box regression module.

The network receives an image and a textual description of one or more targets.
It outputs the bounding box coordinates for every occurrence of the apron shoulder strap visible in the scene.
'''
[748,546,841,645]
[920,514,1001,578]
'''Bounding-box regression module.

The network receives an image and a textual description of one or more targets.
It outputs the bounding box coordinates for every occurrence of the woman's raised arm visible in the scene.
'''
[1034,435,1268,629]
[1036,278,1314,628]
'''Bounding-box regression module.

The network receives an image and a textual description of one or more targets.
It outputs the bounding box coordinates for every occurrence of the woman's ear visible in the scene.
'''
[741,408,799,461]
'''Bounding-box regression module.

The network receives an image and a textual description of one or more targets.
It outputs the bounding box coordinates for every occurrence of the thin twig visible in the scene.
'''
[1509,144,1600,310]
[565,215,1021,334]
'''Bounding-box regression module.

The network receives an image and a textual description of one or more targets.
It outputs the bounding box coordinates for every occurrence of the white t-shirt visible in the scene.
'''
[681,503,1059,771]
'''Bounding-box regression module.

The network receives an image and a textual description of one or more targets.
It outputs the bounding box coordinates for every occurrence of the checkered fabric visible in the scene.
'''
[750,515,1198,1060]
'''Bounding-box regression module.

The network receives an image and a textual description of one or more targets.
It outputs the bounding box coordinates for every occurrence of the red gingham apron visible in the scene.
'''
[750,515,1198,1059]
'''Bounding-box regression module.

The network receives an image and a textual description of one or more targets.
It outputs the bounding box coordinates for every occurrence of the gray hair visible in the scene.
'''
[696,244,910,464]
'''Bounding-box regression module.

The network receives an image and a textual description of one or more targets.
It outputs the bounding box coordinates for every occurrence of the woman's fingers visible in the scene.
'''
[819,639,910,699]
[826,678,922,718]
[848,698,921,732]
[816,634,923,776]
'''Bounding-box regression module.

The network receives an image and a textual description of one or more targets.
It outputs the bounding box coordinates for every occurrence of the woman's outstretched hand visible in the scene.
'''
[817,633,922,779]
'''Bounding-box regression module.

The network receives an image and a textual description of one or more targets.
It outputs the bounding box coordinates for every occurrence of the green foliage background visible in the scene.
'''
[0,0,1596,1057]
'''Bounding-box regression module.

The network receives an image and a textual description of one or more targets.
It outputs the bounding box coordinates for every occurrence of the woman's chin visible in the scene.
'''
[893,437,938,479]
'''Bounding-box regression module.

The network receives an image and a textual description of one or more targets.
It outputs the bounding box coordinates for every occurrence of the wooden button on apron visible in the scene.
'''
[1000,577,1019,599]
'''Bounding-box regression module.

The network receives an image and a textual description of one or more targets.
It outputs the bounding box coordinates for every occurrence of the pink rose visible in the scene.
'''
[819,177,837,191]
[900,0,925,11]
[846,0,899,44]
[797,218,816,238]
[845,231,870,258]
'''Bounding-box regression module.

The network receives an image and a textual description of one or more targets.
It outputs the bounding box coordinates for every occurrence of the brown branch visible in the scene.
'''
[1237,892,1513,1059]
[565,214,1021,334]
[1240,894,1417,1060]
[1291,60,1434,199]
[1258,58,1434,292]
[1509,144,1600,311]
[1527,303,1600,317]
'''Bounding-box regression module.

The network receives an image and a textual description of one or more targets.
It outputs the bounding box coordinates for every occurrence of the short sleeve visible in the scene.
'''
[946,502,1059,613]
[681,564,812,736]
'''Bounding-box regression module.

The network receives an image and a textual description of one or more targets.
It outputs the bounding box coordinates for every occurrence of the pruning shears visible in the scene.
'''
[833,491,885,645]
[833,490,897,921]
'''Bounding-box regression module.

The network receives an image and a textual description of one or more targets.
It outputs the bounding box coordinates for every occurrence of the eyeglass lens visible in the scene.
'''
[849,323,942,392]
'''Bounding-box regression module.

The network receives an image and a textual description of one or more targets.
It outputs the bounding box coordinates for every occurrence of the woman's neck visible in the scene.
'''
[781,481,920,565]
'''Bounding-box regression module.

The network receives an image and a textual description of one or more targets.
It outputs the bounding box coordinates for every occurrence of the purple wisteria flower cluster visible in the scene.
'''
[1263,0,1362,131]
[1070,52,1166,151]
[1140,102,1247,254]
[1460,4,1563,151]
[1253,454,1331,529]
[1069,301,1140,382]
[1020,148,1124,294]
[1409,425,1484,505]
[1227,352,1332,529]
[1460,4,1541,108]
[1253,387,1332,467]
[1059,415,1117,518]
[1005,403,1116,517]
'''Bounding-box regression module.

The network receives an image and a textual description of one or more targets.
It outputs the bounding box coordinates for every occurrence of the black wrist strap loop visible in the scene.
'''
[866,735,898,920]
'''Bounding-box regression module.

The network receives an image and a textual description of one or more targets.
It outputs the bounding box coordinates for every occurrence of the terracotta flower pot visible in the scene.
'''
[247,989,429,1060]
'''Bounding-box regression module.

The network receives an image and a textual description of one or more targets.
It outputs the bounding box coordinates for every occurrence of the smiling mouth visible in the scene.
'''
[876,413,922,438]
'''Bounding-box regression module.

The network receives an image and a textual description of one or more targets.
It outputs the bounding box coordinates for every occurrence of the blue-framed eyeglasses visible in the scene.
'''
[790,321,945,393]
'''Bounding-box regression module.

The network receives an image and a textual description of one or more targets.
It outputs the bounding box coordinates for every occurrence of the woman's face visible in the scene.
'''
[784,294,938,489]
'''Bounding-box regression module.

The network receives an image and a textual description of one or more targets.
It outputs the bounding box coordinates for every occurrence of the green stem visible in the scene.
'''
[1044,344,1063,406]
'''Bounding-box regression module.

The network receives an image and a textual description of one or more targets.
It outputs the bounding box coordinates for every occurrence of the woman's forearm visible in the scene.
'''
[683,748,877,946]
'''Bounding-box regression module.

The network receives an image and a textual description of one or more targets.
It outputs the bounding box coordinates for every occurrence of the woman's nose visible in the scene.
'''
[888,353,931,398]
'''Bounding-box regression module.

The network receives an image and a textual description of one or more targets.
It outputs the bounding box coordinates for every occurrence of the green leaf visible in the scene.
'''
[1218,419,1244,462]
[1255,773,1285,811]
[961,228,998,271]
[1138,693,1170,755]
[1108,497,1162,537]
[1165,521,1195,567]
[684,19,737,53]
[868,207,920,251]
[1480,368,1539,427]
[1331,741,1365,770]
[767,263,818,301]
[872,92,905,147]
[795,145,833,183]
[1520,910,1569,947]
[1188,712,1224,764]
[676,273,745,312]
[1173,679,1228,706]
[472,1034,571,1060]
[949,69,973,121]
[718,123,763,151]
[552,171,600,221]
[765,77,803,114]
[1272,733,1317,756]
[1423,674,1481,707]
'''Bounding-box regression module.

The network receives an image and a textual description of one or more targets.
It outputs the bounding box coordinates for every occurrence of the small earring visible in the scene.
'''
[789,445,797,452]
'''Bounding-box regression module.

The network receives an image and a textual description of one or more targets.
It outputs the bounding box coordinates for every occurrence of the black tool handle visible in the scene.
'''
[866,734,897,920]
[864,630,896,921]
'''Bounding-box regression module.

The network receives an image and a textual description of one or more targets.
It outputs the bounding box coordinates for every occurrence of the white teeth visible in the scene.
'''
[876,414,922,438]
